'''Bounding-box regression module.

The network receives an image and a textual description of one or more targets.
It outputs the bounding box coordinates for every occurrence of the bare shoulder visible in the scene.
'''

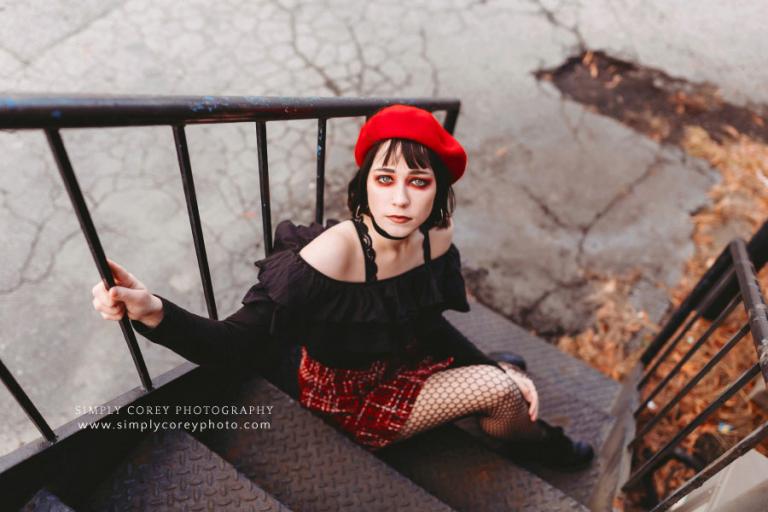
[298,220,357,280]
[428,216,454,258]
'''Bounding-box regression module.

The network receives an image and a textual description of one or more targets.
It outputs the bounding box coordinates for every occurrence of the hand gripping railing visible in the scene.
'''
[622,235,768,511]
[0,94,461,445]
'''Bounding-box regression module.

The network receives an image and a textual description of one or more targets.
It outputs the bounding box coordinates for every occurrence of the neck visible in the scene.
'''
[362,214,419,256]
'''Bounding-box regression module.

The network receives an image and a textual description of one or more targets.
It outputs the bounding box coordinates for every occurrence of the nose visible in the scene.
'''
[391,181,410,208]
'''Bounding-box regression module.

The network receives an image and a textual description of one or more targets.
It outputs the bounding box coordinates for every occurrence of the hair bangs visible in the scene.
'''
[382,139,432,170]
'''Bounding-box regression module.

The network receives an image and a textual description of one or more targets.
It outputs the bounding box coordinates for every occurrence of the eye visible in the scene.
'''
[376,175,394,184]
[410,178,431,187]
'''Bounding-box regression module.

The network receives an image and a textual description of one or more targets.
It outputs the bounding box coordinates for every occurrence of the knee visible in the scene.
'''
[483,370,524,408]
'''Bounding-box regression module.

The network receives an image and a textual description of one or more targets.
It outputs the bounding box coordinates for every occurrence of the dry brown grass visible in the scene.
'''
[557,126,768,506]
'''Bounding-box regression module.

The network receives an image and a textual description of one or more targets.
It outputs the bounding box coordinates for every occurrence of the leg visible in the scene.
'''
[395,364,543,442]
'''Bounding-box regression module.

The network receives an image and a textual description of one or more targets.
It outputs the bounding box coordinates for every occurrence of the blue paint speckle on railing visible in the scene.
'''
[191,96,221,113]
[51,110,62,119]
[0,97,18,109]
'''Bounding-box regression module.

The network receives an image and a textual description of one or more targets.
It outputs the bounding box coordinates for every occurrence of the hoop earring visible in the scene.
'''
[354,205,362,220]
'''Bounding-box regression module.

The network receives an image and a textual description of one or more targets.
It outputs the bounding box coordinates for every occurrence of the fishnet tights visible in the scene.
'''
[395,364,544,442]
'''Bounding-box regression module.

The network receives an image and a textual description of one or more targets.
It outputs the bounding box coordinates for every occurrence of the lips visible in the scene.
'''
[387,215,412,224]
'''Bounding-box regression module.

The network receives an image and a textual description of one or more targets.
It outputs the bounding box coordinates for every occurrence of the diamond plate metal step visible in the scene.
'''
[376,424,588,512]
[19,489,76,512]
[195,375,456,512]
[445,302,622,415]
[86,429,288,511]
[445,303,624,508]
[454,377,613,507]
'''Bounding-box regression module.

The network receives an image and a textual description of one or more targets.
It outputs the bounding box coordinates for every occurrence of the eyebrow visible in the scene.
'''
[373,167,433,175]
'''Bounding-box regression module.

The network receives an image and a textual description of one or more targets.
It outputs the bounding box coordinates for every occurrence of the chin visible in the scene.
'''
[390,218,425,234]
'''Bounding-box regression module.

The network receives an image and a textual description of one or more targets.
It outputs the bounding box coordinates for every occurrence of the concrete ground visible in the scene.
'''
[0,0,765,456]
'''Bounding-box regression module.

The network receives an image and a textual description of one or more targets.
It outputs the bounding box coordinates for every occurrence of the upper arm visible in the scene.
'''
[298,228,353,280]
[430,216,454,257]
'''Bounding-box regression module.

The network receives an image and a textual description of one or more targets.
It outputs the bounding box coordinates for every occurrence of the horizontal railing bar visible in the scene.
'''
[650,420,768,512]
[641,243,733,366]
[45,129,153,392]
[0,358,56,443]
[0,95,460,129]
[731,239,768,384]
[635,294,741,417]
[172,125,218,320]
[630,322,750,446]
[623,363,761,491]
[639,265,737,390]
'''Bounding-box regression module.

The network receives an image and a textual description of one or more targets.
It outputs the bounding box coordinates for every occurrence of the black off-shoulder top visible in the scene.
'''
[132,218,502,374]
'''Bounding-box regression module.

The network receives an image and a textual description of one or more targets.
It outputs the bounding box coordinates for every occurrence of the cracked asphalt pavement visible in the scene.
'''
[0,0,764,455]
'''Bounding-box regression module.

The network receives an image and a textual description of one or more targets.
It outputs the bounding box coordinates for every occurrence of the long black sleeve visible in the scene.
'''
[417,312,503,371]
[130,295,279,371]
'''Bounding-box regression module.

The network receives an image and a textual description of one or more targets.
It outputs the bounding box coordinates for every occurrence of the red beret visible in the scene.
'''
[354,104,467,184]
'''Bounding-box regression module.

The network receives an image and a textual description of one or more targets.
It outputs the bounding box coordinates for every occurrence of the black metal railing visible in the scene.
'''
[0,93,461,447]
[622,228,768,511]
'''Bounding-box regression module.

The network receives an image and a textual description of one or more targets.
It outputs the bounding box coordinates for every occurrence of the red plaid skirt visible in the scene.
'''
[297,345,455,450]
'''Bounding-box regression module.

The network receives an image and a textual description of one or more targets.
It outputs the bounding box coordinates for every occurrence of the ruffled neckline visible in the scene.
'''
[241,218,470,327]
[294,243,457,287]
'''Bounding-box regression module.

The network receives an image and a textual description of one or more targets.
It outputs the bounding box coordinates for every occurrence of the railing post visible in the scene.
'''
[443,107,459,134]
[172,125,218,320]
[315,118,326,225]
[45,129,153,392]
[0,358,56,442]
[255,121,273,257]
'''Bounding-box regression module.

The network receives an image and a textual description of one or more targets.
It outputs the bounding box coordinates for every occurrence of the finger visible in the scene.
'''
[529,388,539,421]
[529,392,538,421]
[107,259,136,287]
[506,371,530,400]
[100,311,124,321]
[109,286,144,305]
[524,384,537,419]
[93,296,122,315]
[517,379,533,406]
[104,303,125,316]
[95,286,117,308]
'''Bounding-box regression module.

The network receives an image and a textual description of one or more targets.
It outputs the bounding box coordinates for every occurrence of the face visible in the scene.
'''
[366,140,437,236]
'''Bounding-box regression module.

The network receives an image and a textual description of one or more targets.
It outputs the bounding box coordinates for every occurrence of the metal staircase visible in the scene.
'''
[3,94,766,511]
[9,302,626,511]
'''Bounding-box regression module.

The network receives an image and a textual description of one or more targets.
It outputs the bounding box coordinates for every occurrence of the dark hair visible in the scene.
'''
[347,138,455,229]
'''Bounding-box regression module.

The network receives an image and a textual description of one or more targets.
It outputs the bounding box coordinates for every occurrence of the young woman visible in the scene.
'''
[91,105,593,469]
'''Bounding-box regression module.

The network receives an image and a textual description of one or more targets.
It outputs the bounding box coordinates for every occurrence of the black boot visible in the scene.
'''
[488,351,527,372]
[503,420,594,472]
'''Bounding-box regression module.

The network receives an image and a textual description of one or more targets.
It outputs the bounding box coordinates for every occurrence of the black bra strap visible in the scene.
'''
[353,218,432,282]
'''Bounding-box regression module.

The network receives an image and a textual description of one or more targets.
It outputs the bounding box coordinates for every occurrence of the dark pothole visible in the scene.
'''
[535,50,768,146]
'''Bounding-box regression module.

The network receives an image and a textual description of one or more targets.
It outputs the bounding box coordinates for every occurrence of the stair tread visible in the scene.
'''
[86,429,288,511]
[445,303,622,506]
[454,371,615,507]
[377,424,589,512]
[20,489,76,512]
[445,302,622,415]
[196,376,456,512]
